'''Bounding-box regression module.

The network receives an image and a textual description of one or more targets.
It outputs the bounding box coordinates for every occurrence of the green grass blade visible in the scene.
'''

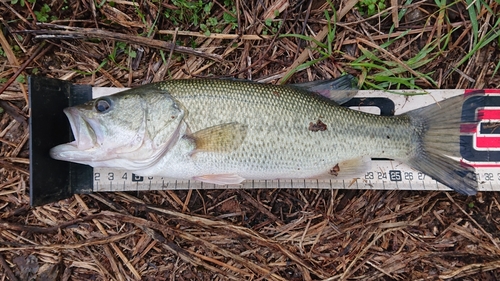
[465,0,479,46]
[279,34,328,50]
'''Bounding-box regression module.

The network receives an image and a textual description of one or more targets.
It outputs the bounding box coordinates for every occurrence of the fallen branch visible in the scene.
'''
[17,23,222,61]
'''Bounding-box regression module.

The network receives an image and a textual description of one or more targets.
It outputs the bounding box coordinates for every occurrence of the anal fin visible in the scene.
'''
[316,156,372,179]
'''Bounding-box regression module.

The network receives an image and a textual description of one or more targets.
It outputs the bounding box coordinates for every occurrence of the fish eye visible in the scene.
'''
[95,98,112,113]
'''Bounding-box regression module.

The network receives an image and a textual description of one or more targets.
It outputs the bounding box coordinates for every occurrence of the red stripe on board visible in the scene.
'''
[464,89,500,96]
[469,163,500,168]
[465,89,478,94]
[477,109,500,120]
[461,159,500,168]
[475,136,500,148]
[484,89,500,94]
[460,123,477,133]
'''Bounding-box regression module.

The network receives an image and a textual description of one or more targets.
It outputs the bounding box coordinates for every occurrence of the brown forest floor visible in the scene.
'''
[1,0,500,280]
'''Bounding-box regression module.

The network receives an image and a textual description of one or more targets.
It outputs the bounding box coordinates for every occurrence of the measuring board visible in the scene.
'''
[29,76,500,206]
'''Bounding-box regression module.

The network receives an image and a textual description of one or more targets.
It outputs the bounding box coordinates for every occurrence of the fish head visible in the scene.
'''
[50,89,186,169]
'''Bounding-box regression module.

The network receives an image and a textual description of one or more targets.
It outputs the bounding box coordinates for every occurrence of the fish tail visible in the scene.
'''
[405,94,483,195]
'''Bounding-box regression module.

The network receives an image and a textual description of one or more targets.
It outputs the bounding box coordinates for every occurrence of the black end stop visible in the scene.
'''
[29,76,93,206]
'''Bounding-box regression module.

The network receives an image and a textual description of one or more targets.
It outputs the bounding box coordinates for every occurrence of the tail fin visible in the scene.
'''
[405,95,482,195]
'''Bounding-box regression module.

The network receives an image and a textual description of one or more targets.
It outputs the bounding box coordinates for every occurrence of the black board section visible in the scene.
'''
[343,97,395,117]
[29,76,93,206]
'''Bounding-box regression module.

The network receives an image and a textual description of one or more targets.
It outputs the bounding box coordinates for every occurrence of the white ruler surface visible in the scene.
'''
[91,88,500,192]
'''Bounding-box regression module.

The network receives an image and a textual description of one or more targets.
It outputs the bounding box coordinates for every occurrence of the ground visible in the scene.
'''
[0,0,500,280]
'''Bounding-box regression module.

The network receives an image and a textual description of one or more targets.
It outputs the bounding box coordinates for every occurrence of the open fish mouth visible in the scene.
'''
[50,108,101,161]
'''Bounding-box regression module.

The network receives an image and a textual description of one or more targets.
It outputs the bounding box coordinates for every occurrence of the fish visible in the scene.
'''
[50,76,480,195]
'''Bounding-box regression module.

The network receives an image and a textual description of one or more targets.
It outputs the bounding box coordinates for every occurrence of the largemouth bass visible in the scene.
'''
[50,77,479,195]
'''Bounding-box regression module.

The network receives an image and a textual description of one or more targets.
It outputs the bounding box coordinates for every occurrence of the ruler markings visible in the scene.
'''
[93,161,500,191]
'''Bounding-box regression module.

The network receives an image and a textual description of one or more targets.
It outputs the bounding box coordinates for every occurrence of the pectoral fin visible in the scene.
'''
[190,122,248,153]
[194,174,245,185]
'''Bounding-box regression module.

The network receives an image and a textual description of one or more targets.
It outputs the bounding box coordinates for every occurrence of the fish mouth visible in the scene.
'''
[50,108,102,161]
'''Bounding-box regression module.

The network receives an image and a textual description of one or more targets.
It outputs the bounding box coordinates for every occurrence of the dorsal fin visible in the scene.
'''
[290,74,358,104]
